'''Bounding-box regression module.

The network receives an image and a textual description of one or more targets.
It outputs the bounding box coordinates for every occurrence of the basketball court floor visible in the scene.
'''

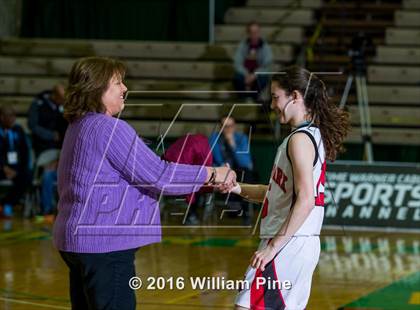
[0,217,419,310]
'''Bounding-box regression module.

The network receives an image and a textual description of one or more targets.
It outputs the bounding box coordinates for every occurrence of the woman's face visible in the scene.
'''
[270,82,294,124]
[102,73,128,116]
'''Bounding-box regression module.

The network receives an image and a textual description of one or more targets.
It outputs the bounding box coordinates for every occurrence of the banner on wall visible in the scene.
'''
[324,161,420,230]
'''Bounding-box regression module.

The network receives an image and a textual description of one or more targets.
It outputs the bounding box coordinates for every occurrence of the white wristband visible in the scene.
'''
[231,184,241,195]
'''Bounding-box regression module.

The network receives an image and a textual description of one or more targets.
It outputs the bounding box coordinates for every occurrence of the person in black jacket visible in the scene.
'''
[27,84,68,219]
[28,84,67,156]
[0,105,32,218]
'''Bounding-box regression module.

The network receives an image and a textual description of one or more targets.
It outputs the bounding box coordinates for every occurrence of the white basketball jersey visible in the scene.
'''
[260,124,326,238]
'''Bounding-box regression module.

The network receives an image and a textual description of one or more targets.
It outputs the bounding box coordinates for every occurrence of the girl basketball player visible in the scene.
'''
[230,66,350,309]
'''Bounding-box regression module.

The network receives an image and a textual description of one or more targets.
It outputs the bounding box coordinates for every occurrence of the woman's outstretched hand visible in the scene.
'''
[215,166,237,192]
[206,164,237,192]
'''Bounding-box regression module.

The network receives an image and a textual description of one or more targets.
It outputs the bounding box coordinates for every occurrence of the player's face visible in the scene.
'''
[102,73,127,116]
[270,82,294,124]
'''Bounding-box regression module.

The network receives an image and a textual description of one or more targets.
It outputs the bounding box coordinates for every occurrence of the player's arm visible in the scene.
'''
[251,133,316,271]
[233,182,268,204]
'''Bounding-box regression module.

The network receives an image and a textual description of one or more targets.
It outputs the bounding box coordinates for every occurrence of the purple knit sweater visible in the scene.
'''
[53,112,207,253]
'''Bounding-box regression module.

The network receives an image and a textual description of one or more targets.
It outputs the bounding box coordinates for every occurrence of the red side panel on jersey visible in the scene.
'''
[315,161,326,206]
[262,198,268,219]
[250,268,265,309]
[250,263,286,310]
[261,183,272,219]
[315,193,324,206]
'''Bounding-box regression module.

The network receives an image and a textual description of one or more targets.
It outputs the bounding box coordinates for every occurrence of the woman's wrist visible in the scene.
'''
[205,167,217,185]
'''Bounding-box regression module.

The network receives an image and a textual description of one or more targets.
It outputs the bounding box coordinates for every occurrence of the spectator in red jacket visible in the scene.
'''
[163,134,213,225]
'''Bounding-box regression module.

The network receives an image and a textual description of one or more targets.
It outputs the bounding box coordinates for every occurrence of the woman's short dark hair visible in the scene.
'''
[64,57,126,123]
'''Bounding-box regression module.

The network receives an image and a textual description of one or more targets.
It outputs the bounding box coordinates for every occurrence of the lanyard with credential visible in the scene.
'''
[0,128,19,166]
[0,128,15,151]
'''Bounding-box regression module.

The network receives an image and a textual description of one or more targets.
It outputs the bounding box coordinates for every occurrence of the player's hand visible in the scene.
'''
[223,132,235,147]
[251,243,278,272]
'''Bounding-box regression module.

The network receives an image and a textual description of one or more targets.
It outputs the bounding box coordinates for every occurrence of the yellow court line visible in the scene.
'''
[0,297,70,309]
[409,291,420,305]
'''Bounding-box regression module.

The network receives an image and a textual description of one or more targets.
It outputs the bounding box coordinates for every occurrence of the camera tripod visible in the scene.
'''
[340,72,374,163]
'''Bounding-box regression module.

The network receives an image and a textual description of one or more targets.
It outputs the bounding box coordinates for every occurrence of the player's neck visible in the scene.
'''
[290,115,311,128]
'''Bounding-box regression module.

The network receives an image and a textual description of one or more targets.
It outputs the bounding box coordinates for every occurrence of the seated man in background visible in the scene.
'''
[27,84,68,220]
[0,106,32,218]
[209,117,254,225]
[233,21,273,102]
[28,84,67,156]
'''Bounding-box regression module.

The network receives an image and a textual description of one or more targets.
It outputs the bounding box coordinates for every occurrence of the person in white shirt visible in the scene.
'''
[226,66,350,310]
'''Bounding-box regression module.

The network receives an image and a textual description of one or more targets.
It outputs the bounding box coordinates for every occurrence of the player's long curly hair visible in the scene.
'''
[271,66,350,161]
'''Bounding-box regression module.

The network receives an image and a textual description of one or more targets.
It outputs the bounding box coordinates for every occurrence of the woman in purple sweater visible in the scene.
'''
[53,57,235,310]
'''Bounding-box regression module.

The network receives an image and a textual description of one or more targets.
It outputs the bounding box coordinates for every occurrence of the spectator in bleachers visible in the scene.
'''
[210,117,253,171]
[27,84,68,220]
[163,134,213,225]
[28,84,67,156]
[209,116,254,224]
[0,106,31,218]
[233,21,273,102]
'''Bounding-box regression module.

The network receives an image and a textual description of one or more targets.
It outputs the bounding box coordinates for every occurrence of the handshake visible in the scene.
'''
[205,165,241,195]
[205,166,267,204]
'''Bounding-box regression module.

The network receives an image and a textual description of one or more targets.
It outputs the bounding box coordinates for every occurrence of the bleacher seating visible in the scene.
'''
[385,28,420,45]
[395,10,420,27]
[367,85,420,104]
[368,66,420,84]
[246,0,322,8]
[347,127,420,145]
[0,39,293,61]
[375,46,420,64]
[300,0,420,152]
[0,0,419,151]
[215,25,303,44]
[365,1,420,140]
[224,8,315,25]
[403,0,420,9]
